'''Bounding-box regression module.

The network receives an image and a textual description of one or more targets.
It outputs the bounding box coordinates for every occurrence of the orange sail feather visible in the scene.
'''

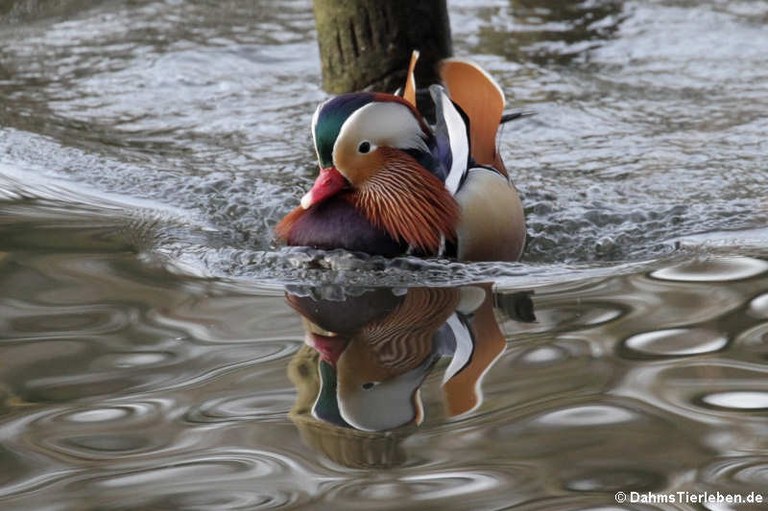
[439,59,507,175]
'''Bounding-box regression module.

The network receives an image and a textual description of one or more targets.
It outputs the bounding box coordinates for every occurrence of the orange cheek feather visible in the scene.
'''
[355,149,460,254]
[333,145,386,187]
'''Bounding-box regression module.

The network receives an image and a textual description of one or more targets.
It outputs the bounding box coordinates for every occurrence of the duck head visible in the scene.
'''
[304,93,431,205]
[278,92,460,255]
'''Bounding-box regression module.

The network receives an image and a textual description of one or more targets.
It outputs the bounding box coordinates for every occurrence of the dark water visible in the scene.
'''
[1,0,767,509]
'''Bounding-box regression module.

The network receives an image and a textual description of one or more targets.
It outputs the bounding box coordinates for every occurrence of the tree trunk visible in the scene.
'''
[312,0,452,94]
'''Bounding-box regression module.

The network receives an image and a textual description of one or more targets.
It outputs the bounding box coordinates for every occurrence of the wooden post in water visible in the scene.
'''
[312,0,452,93]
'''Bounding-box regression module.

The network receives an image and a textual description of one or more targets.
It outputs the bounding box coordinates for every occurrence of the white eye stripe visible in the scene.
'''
[334,102,428,162]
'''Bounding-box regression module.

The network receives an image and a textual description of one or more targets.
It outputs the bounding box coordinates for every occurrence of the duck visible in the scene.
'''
[286,284,516,431]
[276,52,526,262]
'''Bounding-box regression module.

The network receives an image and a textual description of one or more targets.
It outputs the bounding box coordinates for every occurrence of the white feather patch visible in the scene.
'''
[442,314,474,384]
[437,89,470,196]
[334,101,429,160]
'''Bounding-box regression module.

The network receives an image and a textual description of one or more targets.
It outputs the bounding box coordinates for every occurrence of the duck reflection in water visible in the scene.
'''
[286,284,535,466]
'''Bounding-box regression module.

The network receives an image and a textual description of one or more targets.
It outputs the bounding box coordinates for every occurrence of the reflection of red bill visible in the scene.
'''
[307,333,348,366]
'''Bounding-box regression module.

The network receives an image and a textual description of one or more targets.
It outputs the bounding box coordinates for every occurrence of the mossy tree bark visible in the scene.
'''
[312,0,452,93]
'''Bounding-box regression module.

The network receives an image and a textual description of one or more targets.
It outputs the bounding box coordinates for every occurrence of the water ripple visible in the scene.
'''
[533,404,639,427]
[747,292,768,318]
[92,351,175,370]
[699,391,768,411]
[36,401,167,428]
[622,327,729,358]
[562,467,666,493]
[95,456,277,488]
[25,400,173,460]
[321,468,532,510]
[5,302,130,338]
[1,0,768,509]
[735,322,768,360]
[186,389,294,424]
[616,361,768,427]
[695,457,768,503]
[650,256,768,282]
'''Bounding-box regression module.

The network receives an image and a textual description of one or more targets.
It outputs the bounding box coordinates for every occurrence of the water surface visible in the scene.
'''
[1,0,767,509]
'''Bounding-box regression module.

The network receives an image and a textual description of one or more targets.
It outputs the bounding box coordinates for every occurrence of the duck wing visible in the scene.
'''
[439,59,507,175]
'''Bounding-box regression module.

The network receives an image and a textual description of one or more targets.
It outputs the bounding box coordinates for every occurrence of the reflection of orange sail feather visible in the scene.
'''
[442,285,507,417]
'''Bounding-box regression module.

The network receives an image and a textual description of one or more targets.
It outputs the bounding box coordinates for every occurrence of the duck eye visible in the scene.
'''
[357,141,371,154]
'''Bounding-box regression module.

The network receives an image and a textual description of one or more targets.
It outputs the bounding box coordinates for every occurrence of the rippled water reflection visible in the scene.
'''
[2,0,768,509]
[2,231,767,508]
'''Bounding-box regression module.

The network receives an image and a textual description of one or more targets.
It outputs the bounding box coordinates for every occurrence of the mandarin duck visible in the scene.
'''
[286,285,515,431]
[276,53,526,261]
